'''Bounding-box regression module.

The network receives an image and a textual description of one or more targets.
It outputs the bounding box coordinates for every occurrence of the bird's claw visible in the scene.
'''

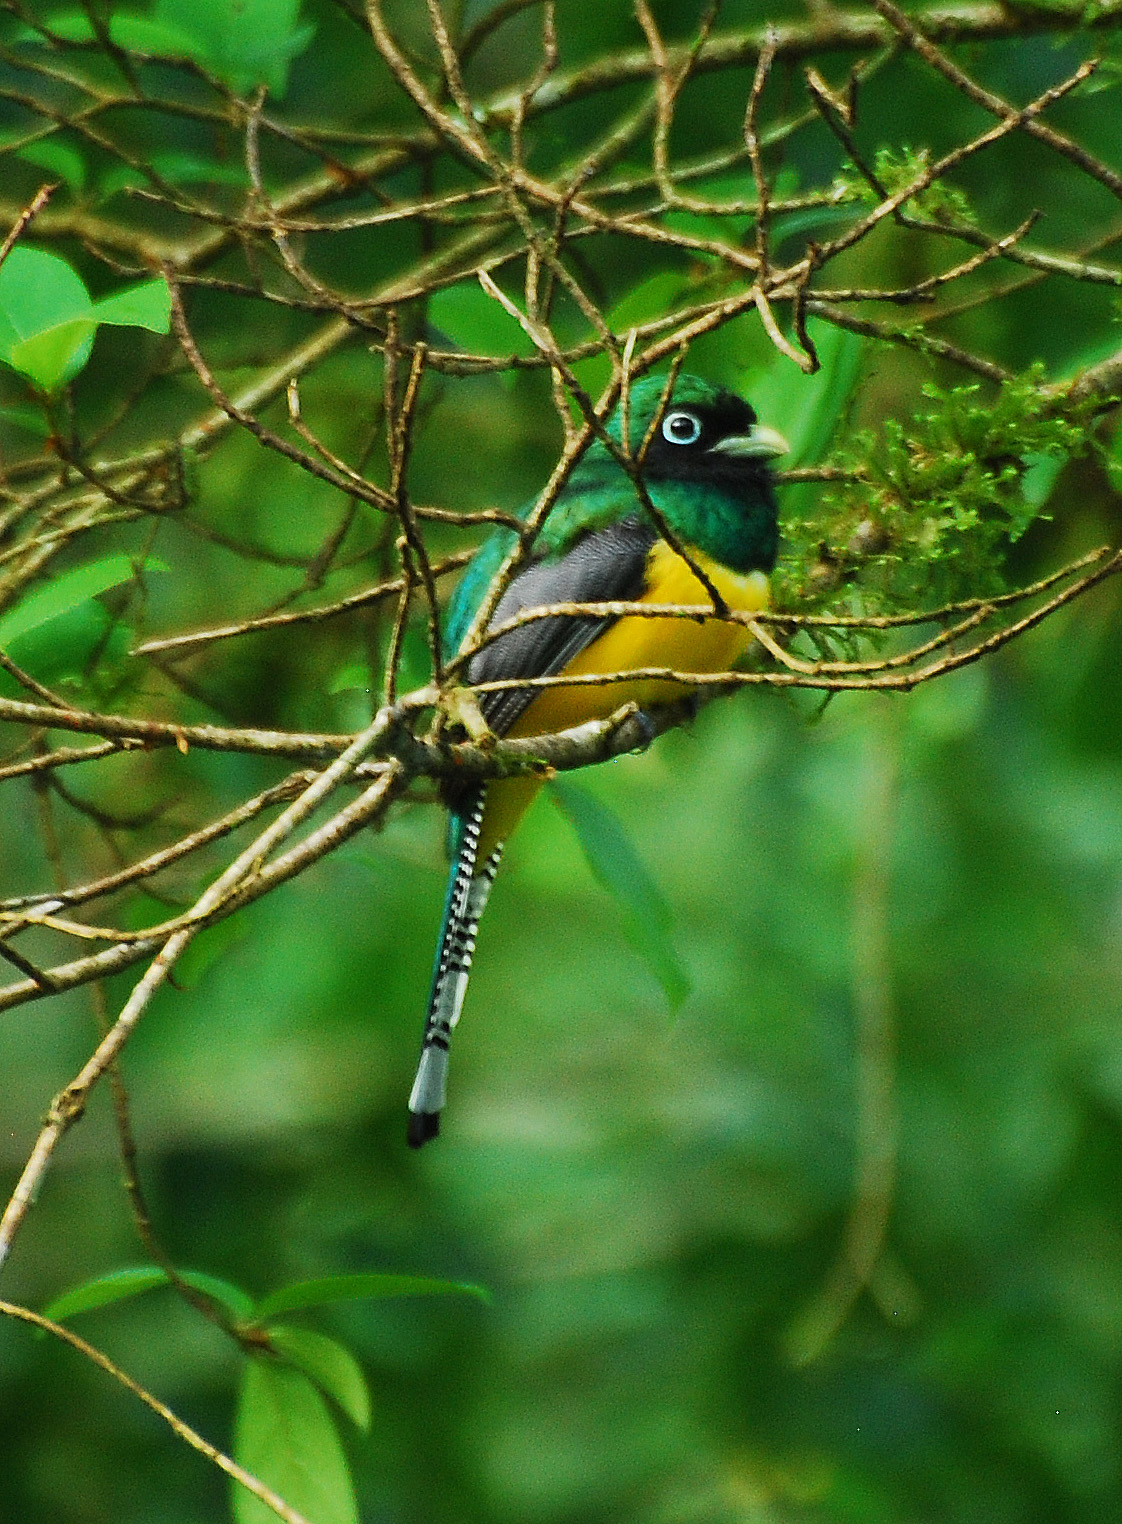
[622,705,657,752]
[442,686,497,750]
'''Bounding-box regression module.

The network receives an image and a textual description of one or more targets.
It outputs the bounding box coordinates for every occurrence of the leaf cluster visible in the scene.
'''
[871,145,979,226]
[778,368,1101,617]
[44,1265,486,1524]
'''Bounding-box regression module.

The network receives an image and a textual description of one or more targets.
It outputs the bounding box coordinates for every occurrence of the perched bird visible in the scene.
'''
[407,375,787,1146]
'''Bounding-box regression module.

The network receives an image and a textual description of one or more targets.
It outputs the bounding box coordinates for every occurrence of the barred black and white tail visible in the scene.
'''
[408,786,503,1147]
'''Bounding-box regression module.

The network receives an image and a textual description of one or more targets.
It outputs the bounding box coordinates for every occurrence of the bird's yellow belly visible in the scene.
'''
[507,541,768,738]
[478,545,769,853]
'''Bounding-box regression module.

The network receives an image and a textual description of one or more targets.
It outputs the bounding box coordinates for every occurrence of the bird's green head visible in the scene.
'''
[550,374,786,575]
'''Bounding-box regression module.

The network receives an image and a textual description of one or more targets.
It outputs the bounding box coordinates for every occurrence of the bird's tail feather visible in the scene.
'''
[408,786,502,1147]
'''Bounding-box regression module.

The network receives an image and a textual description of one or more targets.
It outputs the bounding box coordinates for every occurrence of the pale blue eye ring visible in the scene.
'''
[661,410,702,445]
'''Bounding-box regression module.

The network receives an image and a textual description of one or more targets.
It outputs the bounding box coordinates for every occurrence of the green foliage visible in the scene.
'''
[871,146,979,226]
[0,554,162,647]
[0,402,51,436]
[747,315,864,520]
[0,248,169,391]
[16,138,86,191]
[836,143,978,224]
[1106,415,1122,492]
[551,778,691,1012]
[0,552,166,703]
[607,272,694,335]
[0,246,95,391]
[172,915,250,989]
[45,1263,485,1520]
[98,152,250,200]
[35,0,314,96]
[265,1326,372,1431]
[44,1266,254,1322]
[429,282,534,359]
[776,368,1097,613]
[3,4,1122,1524]
[253,1273,490,1317]
[46,1265,487,1326]
[233,1357,359,1524]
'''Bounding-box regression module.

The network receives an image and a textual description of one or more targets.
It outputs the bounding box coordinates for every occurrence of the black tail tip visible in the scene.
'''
[407,1110,440,1149]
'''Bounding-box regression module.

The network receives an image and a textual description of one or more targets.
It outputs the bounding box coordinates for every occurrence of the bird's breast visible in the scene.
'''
[476,543,769,857]
[507,540,769,741]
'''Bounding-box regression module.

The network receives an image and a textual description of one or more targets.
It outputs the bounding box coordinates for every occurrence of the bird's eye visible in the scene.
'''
[661,409,702,446]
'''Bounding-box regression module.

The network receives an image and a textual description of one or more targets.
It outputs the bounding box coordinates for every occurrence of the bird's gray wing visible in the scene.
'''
[465,515,657,736]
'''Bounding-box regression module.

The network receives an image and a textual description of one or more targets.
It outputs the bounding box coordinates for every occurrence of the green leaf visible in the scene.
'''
[427,281,532,357]
[255,1272,489,1320]
[233,18,315,97]
[662,205,751,245]
[608,272,693,334]
[20,3,312,98]
[42,1266,253,1322]
[98,152,248,201]
[770,200,862,246]
[751,315,863,473]
[19,11,98,42]
[171,913,248,989]
[2,600,147,699]
[0,247,93,389]
[266,1325,372,1431]
[0,247,90,342]
[745,315,863,530]
[44,1268,172,1321]
[7,318,95,390]
[22,8,200,55]
[0,304,17,364]
[0,250,170,388]
[233,1358,359,1524]
[0,602,109,699]
[16,139,86,191]
[106,14,200,53]
[1107,423,1122,494]
[177,1269,256,1321]
[92,278,171,334]
[0,554,164,646]
[1020,451,1064,514]
[154,0,314,96]
[0,403,51,437]
[328,661,372,695]
[551,778,691,1011]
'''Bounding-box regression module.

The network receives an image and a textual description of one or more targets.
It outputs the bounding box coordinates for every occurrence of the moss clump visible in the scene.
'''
[774,367,1096,625]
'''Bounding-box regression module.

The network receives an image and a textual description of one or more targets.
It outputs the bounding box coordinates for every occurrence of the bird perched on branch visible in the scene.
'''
[407,375,787,1146]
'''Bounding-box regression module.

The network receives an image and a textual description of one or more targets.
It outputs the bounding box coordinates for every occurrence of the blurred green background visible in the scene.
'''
[2,2,1122,1521]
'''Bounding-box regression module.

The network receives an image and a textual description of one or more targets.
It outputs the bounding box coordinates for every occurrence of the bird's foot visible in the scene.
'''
[442,686,497,750]
[613,703,657,752]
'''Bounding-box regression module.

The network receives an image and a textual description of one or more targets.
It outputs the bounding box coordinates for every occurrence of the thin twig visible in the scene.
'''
[874,0,1119,201]
[0,726,403,1266]
[0,1301,313,1524]
[0,181,57,267]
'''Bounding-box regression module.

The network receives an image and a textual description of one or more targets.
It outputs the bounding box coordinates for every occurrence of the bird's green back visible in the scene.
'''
[443,375,777,657]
